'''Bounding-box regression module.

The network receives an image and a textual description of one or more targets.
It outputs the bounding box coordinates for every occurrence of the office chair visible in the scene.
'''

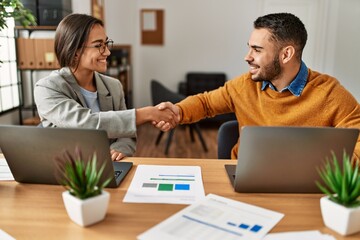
[178,72,236,125]
[150,79,208,155]
[217,120,239,159]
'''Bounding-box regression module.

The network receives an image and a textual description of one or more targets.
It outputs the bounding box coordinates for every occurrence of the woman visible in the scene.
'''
[34,13,177,161]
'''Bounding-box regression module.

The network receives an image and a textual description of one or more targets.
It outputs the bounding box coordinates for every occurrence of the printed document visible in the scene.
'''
[0,229,15,240]
[264,230,336,240]
[0,155,14,181]
[138,194,284,240]
[123,165,205,205]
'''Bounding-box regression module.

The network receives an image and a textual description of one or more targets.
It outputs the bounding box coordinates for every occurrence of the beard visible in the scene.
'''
[251,56,281,82]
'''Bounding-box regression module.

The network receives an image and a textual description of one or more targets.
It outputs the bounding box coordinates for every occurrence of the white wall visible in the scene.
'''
[104,0,136,44]
[133,0,262,107]
[102,0,360,107]
[71,0,91,14]
[331,0,360,100]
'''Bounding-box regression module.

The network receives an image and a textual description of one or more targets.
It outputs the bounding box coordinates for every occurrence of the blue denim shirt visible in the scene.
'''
[261,61,308,97]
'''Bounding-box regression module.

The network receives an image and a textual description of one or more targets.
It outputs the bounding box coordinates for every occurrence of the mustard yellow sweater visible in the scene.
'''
[177,69,360,160]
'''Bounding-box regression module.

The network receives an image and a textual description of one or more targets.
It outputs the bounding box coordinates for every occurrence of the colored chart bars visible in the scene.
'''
[123,165,205,204]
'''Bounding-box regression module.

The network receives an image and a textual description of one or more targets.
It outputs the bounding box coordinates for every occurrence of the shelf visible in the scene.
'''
[21,105,37,111]
[15,27,58,125]
[106,45,133,108]
[22,116,40,126]
[15,26,57,31]
[18,67,59,71]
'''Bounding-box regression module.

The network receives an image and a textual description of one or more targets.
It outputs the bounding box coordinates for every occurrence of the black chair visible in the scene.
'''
[217,120,239,159]
[178,72,236,125]
[150,79,208,155]
[185,72,227,95]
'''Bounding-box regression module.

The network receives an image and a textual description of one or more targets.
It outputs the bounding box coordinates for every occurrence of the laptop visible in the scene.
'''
[0,125,133,188]
[225,126,359,193]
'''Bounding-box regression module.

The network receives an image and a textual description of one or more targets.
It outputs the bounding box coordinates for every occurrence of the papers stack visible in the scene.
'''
[264,230,336,240]
[138,194,284,240]
[0,156,14,181]
[0,229,15,240]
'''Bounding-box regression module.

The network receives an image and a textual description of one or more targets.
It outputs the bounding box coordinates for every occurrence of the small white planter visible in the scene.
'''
[62,190,110,227]
[320,196,360,236]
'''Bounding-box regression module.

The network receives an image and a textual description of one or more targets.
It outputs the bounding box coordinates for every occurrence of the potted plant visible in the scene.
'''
[55,147,112,227]
[0,0,36,29]
[1,0,36,63]
[316,151,360,236]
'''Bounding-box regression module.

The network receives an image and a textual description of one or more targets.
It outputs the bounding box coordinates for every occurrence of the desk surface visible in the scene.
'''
[0,157,359,239]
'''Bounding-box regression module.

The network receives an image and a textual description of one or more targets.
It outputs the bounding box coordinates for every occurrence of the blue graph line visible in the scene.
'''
[159,174,195,177]
[182,215,243,237]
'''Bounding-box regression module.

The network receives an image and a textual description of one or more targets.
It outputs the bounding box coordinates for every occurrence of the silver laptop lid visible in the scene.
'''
[233,126,359,193]
[0,125,132,188]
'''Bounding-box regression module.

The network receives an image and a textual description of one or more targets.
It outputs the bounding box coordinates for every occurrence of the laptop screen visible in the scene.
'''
[225,126,359,193]
[0,125,132,188]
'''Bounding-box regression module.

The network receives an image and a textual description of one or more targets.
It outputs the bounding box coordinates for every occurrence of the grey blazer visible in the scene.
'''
[34,67,136,156]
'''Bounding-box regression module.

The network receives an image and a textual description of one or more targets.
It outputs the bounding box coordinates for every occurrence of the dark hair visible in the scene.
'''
[55,13,103,70]
[254,13,307,61]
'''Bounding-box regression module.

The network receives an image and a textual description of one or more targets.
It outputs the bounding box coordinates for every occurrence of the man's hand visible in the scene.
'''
[152,102,181,131]
[136,103,179,130]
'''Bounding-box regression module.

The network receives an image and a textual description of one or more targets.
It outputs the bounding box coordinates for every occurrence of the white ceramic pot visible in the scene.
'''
[320,196,360,236]
[62,190,110,227]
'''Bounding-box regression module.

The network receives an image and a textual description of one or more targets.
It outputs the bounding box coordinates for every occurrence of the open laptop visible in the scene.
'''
[0,125,133,188]
[225,126,359,193]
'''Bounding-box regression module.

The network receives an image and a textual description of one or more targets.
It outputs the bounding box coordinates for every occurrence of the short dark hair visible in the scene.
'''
[55,13,103,69]
[254,13,307,61]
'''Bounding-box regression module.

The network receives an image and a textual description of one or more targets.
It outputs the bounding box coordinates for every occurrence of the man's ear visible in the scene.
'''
[280,45,295,64]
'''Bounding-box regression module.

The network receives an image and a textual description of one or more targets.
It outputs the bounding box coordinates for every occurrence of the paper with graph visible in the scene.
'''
[123,165,205,204]
[138,194,284,240]
[0,155,14,181]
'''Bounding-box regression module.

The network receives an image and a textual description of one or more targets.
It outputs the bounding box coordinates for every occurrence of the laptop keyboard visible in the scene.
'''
[115,170,123,179]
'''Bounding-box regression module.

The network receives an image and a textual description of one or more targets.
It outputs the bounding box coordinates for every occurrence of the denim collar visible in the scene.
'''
[261,61,308,97]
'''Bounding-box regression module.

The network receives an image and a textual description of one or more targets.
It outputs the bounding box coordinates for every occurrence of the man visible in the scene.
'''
[157,12,360,160]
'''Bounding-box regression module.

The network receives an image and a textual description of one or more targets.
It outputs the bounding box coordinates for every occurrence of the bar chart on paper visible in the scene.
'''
[123,165,205,204]
[138,194,284,240]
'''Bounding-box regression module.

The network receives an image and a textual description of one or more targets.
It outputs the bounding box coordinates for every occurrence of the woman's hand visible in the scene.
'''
[110,149,126,161]
[152,102,181,131]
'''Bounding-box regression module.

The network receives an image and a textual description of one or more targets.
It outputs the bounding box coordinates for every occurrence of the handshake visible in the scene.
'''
[152,102,180,131]
[136,102,180,132]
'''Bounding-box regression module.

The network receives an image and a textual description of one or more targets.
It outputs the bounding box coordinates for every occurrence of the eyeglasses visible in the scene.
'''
[84,39,114,54]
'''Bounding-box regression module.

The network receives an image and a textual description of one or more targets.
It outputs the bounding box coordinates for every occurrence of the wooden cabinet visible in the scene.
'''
[15,26,59,70]
[15,26,58,125]
[106,45,133,108]
[16,38,59,70]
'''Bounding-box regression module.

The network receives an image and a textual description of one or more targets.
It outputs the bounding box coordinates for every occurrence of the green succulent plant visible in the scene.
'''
[55,147,112,200]
[316,151,360,207]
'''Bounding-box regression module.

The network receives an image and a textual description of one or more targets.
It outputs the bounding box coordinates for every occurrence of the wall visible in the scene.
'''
[332,0,360,99]
[104,0,360,107]
[105,0,136,45]
[133,0,261,107]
